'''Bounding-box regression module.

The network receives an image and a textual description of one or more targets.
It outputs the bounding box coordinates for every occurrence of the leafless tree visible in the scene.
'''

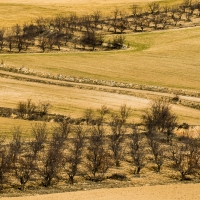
[39,145,63,187]
[14,153,35,191]
[171,6,183,26]
[142,98,177,142]
[147,2,160,14]
[30,122,48,158]
[83,108,94,125]
[110,7,120,33]
[115,11,129,33]
[17,101,27,119]
[92,10,103,29]
[80,30,104,50]
[86,125,112,181]
[68,12,78,32]
[9,127,23,165]
[37,101,51,117]
[55,118,71,140]
[96,105,110,125]
[162,4,171,14]
[64,126,85,184]
[39,124,67,187]
[171,139,199,180]
[26,99,37,118]
[131,4,142,17]
[0,139,11,190]
[109,114,125,167]
[35,17,48,34]
[5,28,15,52]
[150,140,164,172]
[120,104,131,124]
[129,126,146,174]
[38,35,49,52]
[0,28,5,51]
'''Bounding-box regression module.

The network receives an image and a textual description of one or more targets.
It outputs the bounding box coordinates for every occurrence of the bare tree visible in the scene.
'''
[5,28,15,52]
[150,140,164,172]
[39,145,63,187]
[142,98,177,142]
[54,118,71,142]
[37,119,71,187]
[109,114,125,167]
[17,101,26,119]
[68,12,78,32]
[37,101,51,118]
[0,28,5,51]
[0,139,11,190]
[96,105,110,125]
[30,122,48,158]
[64,126,85,184]
[86,125,112,181]
[171,6,183,26]
[120,104,131,124]
[14,153,35,191]
[80,30,104,50]
[9,127,23,165]
[129,126,146,174]
[110,7,120,33]
[26,99,37,119]
[92,10,103,29]
[147,2,160,14]
[131,4,142,17]
[22,23,38,48]
[38,35,48,52]
[115,11,129,34]
[171,139,199,180]
[83,108,94,125]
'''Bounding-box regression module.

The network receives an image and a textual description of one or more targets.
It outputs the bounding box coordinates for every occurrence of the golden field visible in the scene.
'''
[0,0,180,27]
[0,1,200,199]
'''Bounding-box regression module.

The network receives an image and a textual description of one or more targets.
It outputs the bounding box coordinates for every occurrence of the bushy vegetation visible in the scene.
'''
[0,99,199,194]
[0,0,200,52]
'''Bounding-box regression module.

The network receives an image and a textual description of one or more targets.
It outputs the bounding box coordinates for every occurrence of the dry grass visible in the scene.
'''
[0,76,149,118]
[0,117,54,139]
[0,0,181,27]
[1,27,200,91]
[0,1,199,199]
[1,74,200,127]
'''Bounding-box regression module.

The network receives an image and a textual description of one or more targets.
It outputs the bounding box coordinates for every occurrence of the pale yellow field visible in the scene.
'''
[1,26,200,91]
[1,183,200,200]
[0,1,200,199]
[0,0,180,27]
[1,73,200,126]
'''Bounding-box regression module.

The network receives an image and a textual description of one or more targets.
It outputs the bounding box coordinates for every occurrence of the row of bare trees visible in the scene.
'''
[0,0,200,52]
[0,100,199,192]
[17,99,51,120]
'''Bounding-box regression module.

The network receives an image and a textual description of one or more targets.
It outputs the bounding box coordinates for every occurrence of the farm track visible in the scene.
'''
[1,69,200,107]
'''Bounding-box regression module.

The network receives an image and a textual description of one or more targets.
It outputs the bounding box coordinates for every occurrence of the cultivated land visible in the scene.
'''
[0,0,200,199]
[0,0,179,26]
